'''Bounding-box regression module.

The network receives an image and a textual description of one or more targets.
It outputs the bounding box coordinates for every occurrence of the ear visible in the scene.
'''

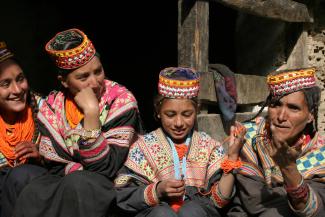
[157,114,161,119]
[57,75,68,88]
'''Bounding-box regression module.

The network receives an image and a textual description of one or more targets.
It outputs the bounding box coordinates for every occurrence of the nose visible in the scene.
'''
[277,107,287,122]
[175,115,184,128]
[88,75,99,89]
[11,82,22,94]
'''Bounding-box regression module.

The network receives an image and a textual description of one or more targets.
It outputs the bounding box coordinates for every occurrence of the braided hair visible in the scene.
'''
[27,90,41,144]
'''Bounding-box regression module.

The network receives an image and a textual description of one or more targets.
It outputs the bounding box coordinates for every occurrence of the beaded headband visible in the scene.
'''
[45,28,96,70]
[158,67,200,99]
[0,41,14,63]
[267,68,316,97]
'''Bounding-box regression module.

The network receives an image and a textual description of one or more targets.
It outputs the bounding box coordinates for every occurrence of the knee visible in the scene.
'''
[178,201,207,217]
[148,205,177,217]
[60,171,91,193]
[5,164,45,188]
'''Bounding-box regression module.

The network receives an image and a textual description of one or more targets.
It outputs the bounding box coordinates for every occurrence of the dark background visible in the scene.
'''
[0,1,237,131]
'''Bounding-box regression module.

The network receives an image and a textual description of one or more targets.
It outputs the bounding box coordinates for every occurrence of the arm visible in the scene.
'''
[74,88,142,177]
[115,167,160,213]
[267,129,321,216]
[211,122,246,208]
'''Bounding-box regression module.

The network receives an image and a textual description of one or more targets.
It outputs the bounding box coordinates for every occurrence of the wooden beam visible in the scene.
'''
[178,0,217,103]
[213,0,312,22]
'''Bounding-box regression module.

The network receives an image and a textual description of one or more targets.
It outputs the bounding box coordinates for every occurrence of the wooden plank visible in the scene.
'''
[178,0,217,103]
[213,0,312,22]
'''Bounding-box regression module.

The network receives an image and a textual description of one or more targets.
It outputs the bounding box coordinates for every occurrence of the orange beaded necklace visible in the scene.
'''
[0,106,34,167]
[65,97,84,129]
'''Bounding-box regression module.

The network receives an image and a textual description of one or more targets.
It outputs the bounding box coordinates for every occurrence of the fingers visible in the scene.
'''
[167,179,185,188]
[15,142,39,160]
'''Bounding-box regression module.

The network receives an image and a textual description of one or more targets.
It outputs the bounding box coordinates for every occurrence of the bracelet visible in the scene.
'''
[220,158,242,174]
[80,128,101,140]
[285,178,309,200]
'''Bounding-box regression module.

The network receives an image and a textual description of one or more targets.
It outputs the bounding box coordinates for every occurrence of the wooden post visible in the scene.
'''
[178,0,217,106]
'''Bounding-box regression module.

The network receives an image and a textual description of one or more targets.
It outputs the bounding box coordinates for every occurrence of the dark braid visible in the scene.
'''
[28,90,41,144]
[245,94,272,122]
[302,86,321,133]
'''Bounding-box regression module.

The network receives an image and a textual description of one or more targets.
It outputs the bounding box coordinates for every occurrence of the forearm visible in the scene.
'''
[83,110,100,130]
[218,173,235,198]
[280,164,308,210]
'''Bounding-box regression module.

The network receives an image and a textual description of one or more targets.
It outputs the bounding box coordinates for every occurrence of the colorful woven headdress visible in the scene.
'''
[45,28,96,70]
[158,67,200,99]
[267,67,316,97]
[0,41,14,63]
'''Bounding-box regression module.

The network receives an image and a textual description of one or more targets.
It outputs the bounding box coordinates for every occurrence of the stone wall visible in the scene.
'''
[306,1,325,135]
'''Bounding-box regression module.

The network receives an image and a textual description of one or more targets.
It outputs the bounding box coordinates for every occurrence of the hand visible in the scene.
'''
[74,87,99,115]
[266,127,303,168]
[15,141,40,162]
[156,179,185,200]
[228,122,246,160]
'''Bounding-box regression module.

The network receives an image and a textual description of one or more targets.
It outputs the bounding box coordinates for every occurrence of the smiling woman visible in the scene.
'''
[114,67,246,217]
[0,42,46,217]
[13,28,144,217]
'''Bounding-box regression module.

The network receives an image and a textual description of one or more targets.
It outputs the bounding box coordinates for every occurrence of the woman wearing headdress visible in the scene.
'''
[227,68,325,217]
[0,42,46,217]
[14,29,143,217]
[114,67,246,217]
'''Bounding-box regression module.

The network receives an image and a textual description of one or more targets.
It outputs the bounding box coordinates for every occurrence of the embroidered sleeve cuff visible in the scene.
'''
[144,182,160,207]
[78,134,110,163]
[210,183,236,208]
[288,185,319,217]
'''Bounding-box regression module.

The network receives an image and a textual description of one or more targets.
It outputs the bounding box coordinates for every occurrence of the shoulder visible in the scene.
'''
[104,79,136,100]
[195,130,221,148]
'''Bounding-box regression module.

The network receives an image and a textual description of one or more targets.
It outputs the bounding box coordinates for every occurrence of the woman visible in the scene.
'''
[14,29,143,217]
[228,68,325,216]
[0,42,46,217]
[115,67,245,217]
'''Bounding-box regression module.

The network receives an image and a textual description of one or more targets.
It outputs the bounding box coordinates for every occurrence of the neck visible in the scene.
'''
[0,110,20,125]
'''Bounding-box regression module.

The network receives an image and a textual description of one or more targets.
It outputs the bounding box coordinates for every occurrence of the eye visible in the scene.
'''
[0,80,10,88]
[94,67,103,76]
[164,112,176,118]
[76,73,90,81]
[183,111,194,117]
[288,104,300,111]
[16,73,26,83]
[269,100,281,108]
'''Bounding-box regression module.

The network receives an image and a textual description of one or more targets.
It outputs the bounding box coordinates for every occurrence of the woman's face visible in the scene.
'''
[58,56,105,99]
[159,98,197,144]
[268,91,313,144]
[0,59,28,115]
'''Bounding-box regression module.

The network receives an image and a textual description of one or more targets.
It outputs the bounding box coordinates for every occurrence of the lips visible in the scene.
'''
[172,130,186,136]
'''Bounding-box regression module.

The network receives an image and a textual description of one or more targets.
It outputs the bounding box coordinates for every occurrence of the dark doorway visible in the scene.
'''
[0,1,178,131]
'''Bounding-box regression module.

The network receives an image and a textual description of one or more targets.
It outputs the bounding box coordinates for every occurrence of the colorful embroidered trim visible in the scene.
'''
[221,158,242,174]
[285,177,309,201]
[210,183,232,208]
[144,182,159,206]
[267,68,316,97]
[158,67,200,99]
[0,41,14,63]
[45,28,96,69]
[288,185,319,217]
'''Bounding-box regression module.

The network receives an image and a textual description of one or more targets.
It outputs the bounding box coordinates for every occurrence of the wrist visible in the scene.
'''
[83,108,99,117]
[228,155,239,161]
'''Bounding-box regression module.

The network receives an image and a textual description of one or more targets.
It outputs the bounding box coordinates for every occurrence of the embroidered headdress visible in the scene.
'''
[158,67,200,99]
[0,41,14,63]
[45,28,96,70]
[267,67,316,97]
